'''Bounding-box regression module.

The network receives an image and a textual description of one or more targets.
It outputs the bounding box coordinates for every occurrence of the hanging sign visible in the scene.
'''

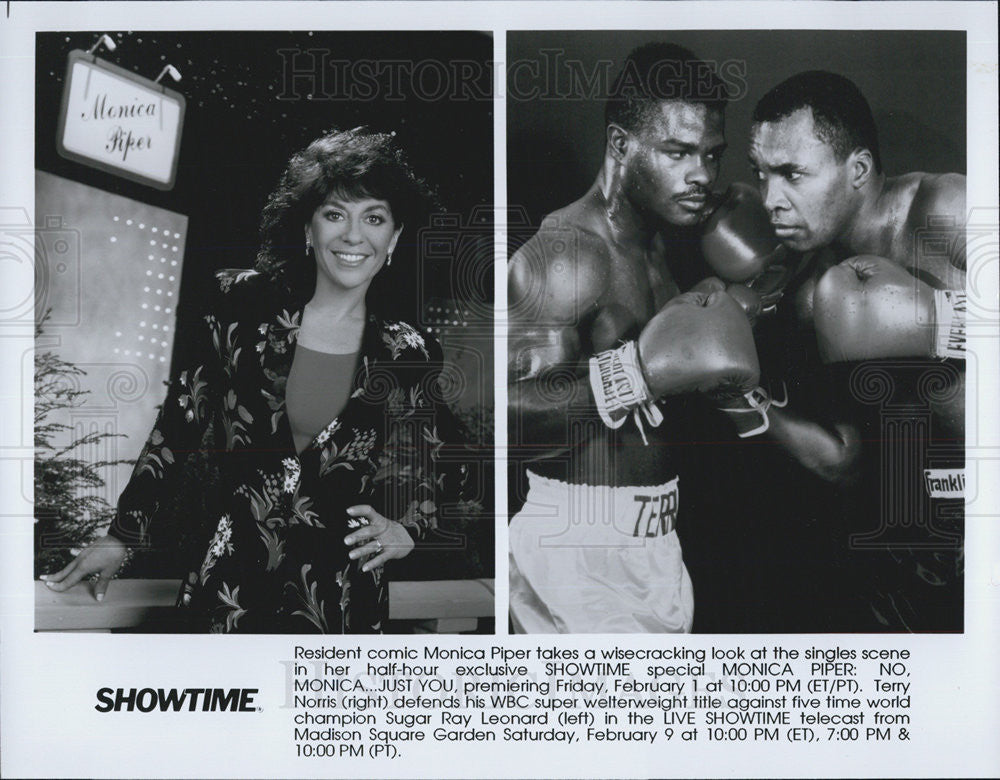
[56,50,185,190]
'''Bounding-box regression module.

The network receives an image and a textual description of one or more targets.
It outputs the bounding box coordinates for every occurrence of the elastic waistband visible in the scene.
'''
[525,470,679,499]
[522,470,680,540]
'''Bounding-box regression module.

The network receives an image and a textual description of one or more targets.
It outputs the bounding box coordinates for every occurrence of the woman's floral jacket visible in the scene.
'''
[109,268,469,633]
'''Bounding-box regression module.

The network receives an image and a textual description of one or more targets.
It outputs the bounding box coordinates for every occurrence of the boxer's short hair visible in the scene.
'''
[605,42,728,133]
[753,71,882,174]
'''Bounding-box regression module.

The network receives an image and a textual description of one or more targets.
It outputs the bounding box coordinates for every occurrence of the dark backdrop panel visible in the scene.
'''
[508,30,966,230]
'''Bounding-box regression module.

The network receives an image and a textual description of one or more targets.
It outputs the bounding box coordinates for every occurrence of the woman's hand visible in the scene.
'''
[39,535,128,601]
[343,505,415,573]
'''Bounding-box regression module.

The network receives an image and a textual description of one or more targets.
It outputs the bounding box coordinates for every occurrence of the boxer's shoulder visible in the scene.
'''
[898,173,967,279]
[882,172,965,226]
[510,212,611,322]
[868,174,966,278]
[906,172,966,226]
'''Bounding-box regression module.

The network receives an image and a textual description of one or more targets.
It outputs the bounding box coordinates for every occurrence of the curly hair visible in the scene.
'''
[255,127,440,312]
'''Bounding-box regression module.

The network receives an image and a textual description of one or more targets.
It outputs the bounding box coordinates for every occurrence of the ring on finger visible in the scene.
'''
[373,537,384,554]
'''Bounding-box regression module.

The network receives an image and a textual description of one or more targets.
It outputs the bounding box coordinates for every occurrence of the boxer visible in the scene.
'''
[747,71,966,631]
[507,43,763,633]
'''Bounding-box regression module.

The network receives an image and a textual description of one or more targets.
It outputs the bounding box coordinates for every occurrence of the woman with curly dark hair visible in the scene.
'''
[43,128,467,633]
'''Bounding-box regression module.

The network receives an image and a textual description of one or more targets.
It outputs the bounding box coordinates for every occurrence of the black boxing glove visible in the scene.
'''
[589,289,760,442]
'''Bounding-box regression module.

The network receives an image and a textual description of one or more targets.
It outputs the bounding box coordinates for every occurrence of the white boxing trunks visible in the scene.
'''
[509,471,693,634]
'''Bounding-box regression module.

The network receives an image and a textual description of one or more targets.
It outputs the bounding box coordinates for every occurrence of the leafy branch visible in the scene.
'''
[34,314,129,577]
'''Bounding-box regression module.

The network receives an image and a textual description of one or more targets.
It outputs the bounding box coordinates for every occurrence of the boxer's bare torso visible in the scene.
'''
[508,190,684,486]
[507,97,731,486]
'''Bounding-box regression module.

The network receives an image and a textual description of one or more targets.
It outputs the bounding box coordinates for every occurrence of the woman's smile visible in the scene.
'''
[331,250,369,264]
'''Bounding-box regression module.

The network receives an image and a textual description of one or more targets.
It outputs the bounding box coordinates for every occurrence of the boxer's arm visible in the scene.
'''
[711,368,862,482]
[765,407,861,484]
[908,173,967,289]
[507,236,606,459]
[719,256,861,483]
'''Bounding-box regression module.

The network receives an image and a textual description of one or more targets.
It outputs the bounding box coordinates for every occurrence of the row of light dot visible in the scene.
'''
[109,215,183,362]
[425,305,470,331]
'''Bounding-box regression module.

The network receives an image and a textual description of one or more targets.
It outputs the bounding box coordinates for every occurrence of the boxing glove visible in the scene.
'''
[746,257,797,315]
[690,276,764,326]
[813,255,966,363]
[687,277,784,435]
[724,283,764,326]
[701,182,786,283]
[589,289,760,438]
[689,276,727,295]
[784,249,839,330]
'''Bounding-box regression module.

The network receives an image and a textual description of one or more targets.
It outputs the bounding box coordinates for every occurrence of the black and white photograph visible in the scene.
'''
[30,30,495,634]
[507,30,968,634]
[1,3,997,779]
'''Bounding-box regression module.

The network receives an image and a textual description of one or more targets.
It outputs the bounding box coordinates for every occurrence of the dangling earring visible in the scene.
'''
[387,227,402,268]
[304,235,312,256]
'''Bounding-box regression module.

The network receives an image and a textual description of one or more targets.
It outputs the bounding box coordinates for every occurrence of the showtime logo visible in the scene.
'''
[95,687,259,712]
